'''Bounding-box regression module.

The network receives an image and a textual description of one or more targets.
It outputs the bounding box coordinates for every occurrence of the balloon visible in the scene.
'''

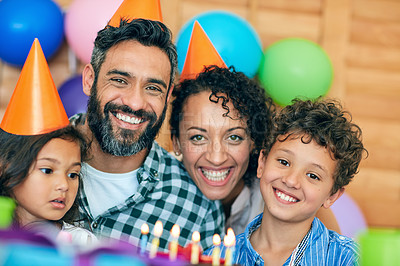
[330,192,367,239]
[0,0,64,67]
[258,38,333,106]
[176,10,263,78]
[58,75,89,118]
[64,0,123,64]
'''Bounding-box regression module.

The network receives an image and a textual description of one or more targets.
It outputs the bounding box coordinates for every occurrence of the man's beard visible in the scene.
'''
[87,85,167,157]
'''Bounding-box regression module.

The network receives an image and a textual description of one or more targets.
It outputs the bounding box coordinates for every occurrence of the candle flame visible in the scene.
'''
[192,231,200,243]
[213,234,221,246]
[171,224,181,238]
[154,220,163,237]
[141,223,149,235]
[223,233,235,247]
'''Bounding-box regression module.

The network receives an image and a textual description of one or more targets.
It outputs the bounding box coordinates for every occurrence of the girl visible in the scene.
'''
[0,126,97,246]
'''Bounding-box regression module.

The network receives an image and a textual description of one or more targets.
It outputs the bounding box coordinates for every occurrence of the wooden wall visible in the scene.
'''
[1,0,399,228]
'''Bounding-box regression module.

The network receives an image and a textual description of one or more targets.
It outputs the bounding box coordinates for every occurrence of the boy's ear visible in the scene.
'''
[82,64,95,97]
[323,188,345,209]
[257,151,267,179]
[172,135,181,156]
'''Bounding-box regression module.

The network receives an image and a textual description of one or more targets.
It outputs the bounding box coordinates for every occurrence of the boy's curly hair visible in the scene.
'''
[170,65,275,187]
[263,98,368,194]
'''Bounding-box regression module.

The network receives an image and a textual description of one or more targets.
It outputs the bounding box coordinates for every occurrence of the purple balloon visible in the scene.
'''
[330,192,367,238]
[58,75,88,118]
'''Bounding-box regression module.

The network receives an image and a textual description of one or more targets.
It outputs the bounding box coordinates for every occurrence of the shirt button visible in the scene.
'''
[153,171,158,177]
[339,236,346,240]
[92,223,98,229]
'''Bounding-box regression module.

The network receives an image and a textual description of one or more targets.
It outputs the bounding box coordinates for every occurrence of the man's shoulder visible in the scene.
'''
[69,113,86,126]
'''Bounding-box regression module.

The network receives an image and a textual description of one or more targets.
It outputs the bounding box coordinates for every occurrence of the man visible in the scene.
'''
[71,18,224,252]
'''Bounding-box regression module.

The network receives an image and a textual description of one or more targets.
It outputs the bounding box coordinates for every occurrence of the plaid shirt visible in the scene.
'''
[71,114,225,252]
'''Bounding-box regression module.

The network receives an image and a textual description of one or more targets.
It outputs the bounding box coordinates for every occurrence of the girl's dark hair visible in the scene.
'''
[0,125,89,225]
[170,65,275,187]
[263,98,368,194]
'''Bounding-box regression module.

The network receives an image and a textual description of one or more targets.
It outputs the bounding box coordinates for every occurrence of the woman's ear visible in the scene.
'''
[323,188,345,209]
[82,64,95,97]
[172,135,181,156]
[257,150,267,179]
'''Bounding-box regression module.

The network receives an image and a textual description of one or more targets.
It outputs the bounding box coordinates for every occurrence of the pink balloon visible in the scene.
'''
[64,0,123,63]
[330,192,367,238]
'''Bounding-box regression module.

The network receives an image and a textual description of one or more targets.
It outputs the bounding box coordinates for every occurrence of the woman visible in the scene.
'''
[170,65,341,235]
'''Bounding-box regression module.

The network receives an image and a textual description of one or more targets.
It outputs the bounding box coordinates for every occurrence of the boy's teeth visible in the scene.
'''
[202,169,230,182]
[116,113,143,124]
[276,191,298,202]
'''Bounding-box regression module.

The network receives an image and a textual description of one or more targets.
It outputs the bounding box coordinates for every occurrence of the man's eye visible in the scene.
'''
[111,78,127,84]
[40,168,53,174]
[146,85,162,93]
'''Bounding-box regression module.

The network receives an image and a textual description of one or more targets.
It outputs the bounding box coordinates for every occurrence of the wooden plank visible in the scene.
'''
[354,0,400,22]
[322,0,351,99]
[351,19,400,47]
[258,0,321,14]
[348,43,400,71]
[347,67,400,99]
[346,167,400,227]
[256,9,320,47]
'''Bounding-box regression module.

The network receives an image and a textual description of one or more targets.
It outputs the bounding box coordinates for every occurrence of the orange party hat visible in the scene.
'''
[108,0,163,27]
[180,21,227,81]
[0,39,69,135]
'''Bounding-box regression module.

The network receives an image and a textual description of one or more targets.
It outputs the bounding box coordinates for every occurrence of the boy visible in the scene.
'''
[205,98,367,265]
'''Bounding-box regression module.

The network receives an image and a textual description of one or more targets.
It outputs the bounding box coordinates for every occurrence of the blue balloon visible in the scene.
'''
[176,10,263,78]
[0,0,64,67]
[59,75,89,118]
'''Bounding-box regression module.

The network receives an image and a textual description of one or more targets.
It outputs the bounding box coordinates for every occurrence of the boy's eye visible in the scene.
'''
[278,159,289,166]
[40,168,53,174]
[68,173,80,179]
[307,173,320,181]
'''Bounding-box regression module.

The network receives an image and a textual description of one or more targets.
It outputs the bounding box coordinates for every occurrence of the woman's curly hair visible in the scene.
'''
[170,65,275,187]
[263,98,368,194]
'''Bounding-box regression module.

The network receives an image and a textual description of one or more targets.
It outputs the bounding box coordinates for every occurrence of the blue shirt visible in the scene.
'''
[204,213,359,266]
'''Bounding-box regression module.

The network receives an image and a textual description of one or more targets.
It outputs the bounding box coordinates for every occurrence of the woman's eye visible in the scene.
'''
[307,173,320,181]
[190,135,205,142]
[278,159,289,166]
[68,173,80,179]
[228,135,243,142]
[40,168,53,174]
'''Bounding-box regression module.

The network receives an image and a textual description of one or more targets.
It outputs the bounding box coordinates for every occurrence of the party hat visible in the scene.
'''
[0,39,69,135]
[108,0,163,27]
[180,21,227,81]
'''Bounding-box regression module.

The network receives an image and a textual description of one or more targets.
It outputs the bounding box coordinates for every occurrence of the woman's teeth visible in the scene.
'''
[116,113,143,124]
[276,190,298,202]
[201,169,230,182]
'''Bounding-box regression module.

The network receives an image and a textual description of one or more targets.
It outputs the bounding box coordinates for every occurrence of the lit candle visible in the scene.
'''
[140,223,149,255]
[211,234,221,266]
[190,231,200,264]
[149,220,163,259]
[224,228,235,266]
[169,224,180,261]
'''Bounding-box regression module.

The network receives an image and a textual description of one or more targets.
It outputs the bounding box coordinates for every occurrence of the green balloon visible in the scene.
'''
[258,38,333,106]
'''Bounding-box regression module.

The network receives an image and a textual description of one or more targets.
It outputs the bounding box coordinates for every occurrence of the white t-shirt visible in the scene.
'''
[81,163,139,218]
